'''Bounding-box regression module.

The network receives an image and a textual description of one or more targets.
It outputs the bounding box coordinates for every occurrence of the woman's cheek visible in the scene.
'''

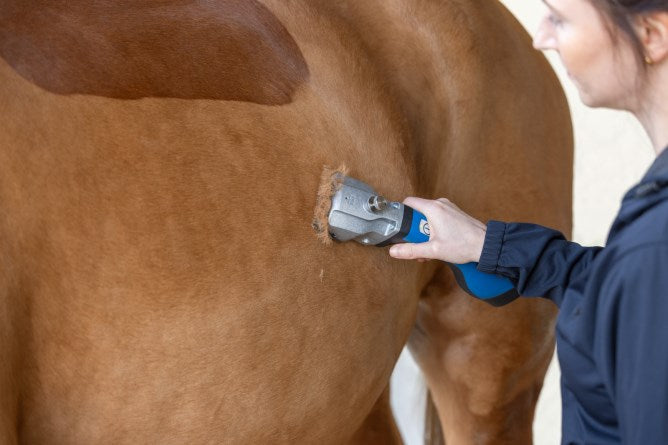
[557,30,586,78]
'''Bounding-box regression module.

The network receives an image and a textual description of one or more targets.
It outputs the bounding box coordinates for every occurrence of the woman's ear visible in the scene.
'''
[636,12,668,64]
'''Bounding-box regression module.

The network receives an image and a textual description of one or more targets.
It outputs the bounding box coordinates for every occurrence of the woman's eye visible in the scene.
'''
[548,13,563,26]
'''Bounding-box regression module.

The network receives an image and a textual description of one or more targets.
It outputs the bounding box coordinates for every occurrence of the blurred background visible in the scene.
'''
[389,1,655,443]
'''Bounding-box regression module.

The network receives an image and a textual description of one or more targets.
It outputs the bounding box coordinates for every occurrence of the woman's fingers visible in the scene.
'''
[388,196,486,264]
[389,242,434,260]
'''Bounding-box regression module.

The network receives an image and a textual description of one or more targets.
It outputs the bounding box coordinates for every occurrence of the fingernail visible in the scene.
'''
[389,246,400,257]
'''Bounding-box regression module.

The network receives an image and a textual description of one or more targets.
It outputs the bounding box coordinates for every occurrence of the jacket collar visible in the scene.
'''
[608,146,668,241]
[625,146,668,200]
[641,145,668,181]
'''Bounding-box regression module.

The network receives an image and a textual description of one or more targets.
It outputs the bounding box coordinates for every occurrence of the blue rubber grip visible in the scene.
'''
[403,208,519,306]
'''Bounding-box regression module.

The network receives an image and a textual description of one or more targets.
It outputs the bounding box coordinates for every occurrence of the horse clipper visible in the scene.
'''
[324,175,519,306]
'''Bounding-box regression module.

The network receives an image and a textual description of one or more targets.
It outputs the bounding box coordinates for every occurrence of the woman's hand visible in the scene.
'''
[388,197,487,264]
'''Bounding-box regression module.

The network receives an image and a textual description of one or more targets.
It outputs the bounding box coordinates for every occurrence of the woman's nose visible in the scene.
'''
[533,17,557,51]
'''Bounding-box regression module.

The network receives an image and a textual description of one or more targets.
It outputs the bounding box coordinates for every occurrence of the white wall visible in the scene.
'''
[390,1,655,443]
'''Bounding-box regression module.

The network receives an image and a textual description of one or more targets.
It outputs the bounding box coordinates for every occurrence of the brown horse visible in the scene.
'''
[0,1,571,443]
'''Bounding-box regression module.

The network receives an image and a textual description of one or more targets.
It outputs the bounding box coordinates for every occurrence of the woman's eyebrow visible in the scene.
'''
[542,0,564,15]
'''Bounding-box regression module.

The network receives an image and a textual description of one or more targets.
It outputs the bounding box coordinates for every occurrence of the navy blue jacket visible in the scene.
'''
[477,148,668,444]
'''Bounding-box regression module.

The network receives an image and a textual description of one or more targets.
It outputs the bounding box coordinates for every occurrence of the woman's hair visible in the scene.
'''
[589,0,668,67]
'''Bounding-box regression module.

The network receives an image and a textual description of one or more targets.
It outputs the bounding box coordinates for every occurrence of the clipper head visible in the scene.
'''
[327,176,405,246]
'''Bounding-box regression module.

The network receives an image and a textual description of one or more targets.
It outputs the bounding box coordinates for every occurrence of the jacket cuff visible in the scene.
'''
[477,220,506,274]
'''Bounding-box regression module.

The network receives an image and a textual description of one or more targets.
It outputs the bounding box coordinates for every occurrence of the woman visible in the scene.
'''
[389,0,668,443]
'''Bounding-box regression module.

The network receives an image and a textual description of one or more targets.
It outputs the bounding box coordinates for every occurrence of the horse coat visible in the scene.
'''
[0,1,571,443]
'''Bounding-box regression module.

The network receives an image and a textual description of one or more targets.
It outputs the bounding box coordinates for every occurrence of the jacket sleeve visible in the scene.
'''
[594,245,668,444]
[476,220,603,306]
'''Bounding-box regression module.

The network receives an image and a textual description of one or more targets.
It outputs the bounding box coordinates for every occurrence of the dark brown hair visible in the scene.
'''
[589,0,668,67]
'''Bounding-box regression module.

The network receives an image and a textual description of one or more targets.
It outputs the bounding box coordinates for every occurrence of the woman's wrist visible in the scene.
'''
[471,225,487,263]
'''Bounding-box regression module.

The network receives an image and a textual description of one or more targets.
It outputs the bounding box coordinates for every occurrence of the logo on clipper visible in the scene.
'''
[419,220,430,237]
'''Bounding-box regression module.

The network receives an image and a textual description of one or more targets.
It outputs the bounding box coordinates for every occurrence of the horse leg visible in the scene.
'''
[0,338,19,444]
[410,266,556,444]
[348,385,403,445]
[0,275,20,444]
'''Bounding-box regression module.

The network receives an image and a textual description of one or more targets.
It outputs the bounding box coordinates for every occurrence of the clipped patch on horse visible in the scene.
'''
[312,165,349,245]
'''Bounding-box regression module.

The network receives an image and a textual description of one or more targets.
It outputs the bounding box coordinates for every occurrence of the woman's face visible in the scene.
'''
[533,0,641,110]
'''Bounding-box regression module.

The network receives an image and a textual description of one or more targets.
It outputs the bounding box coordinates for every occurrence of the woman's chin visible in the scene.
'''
[572,79,602,107]
[579,94,598,108]
[576,88,604,108]
[575,81,630,110]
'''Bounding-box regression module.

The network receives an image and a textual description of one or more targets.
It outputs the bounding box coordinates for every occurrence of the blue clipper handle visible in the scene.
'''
[403,207,519,307]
